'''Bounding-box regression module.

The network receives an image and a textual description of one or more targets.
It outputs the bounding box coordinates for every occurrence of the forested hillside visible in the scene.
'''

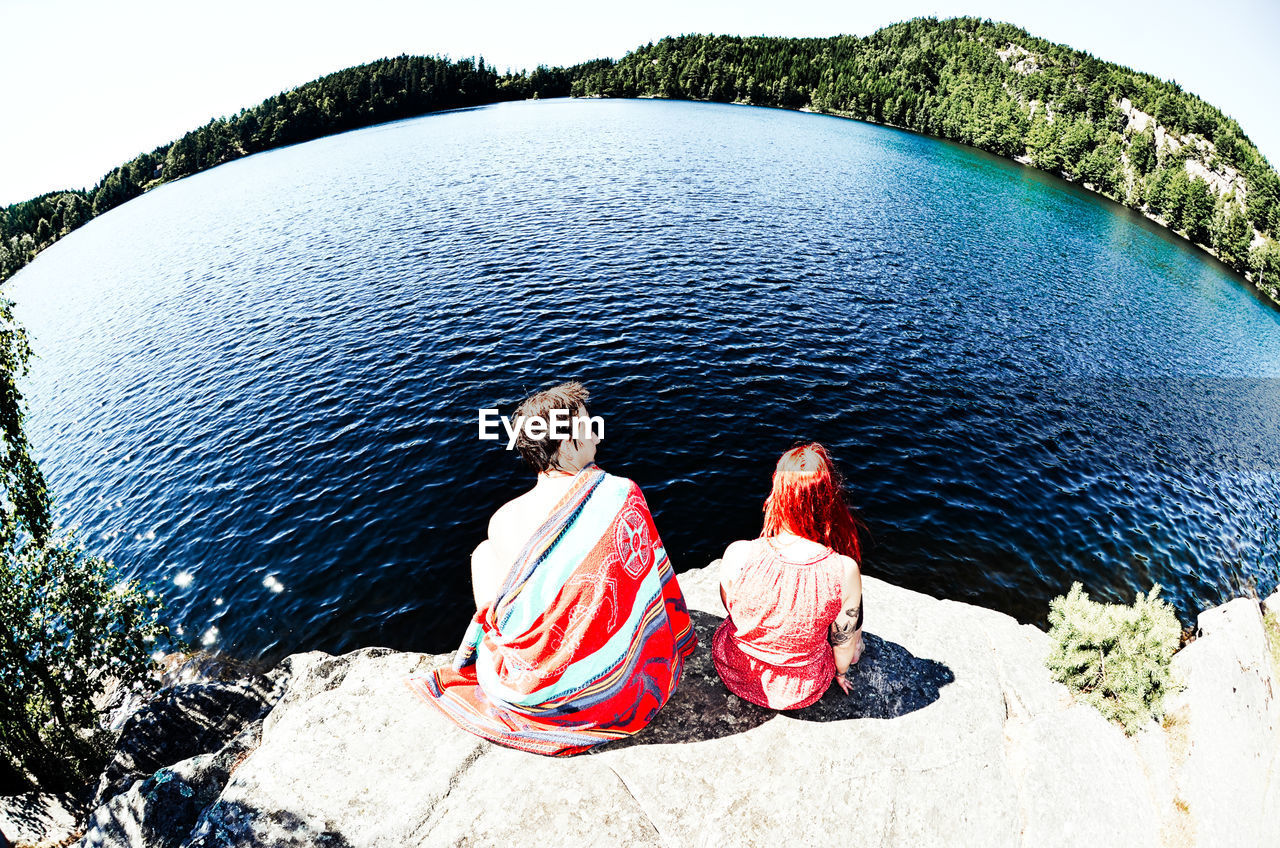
[0,56,569,285]
[4,17,1278,303]
[574,20,1279,301]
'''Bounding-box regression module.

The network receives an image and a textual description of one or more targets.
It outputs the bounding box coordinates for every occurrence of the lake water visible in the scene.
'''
[9,98,1280,663]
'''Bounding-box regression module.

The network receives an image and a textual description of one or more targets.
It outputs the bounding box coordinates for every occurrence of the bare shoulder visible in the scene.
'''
[487,499,517,538]
[832,552,862,599]
[720,539,757,582]
[832,552,861,577]
[487,489,536,538]
[723,539,757,566]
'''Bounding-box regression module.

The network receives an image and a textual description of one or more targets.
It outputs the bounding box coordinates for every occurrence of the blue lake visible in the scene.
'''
[9,98,1280,662]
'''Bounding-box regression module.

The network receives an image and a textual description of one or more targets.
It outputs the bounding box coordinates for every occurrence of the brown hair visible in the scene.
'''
[511,381,591,473]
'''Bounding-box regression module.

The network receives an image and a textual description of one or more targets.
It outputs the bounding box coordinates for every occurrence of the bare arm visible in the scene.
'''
[470,540,504,611]
[707,558,726,612]
[716,541,752,616]
[473,500,527,611]
[829,556,864,693]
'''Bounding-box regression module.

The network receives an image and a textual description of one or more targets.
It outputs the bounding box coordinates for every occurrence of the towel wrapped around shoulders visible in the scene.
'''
[406,464,697,756]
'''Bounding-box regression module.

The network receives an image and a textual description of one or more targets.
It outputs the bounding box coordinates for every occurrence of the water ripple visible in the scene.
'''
[7,98,1280,663]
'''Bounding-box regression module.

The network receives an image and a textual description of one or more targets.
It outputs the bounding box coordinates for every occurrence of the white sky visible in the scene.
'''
[2,0,1278,206]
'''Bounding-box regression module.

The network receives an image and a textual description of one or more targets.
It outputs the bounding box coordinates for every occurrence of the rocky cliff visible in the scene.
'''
[2,567,1277,847]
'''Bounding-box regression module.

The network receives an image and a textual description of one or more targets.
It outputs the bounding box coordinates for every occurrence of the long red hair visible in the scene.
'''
[761,442,863,561]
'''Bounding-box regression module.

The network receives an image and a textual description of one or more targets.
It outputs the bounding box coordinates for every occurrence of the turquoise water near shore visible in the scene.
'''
[8,98,1280,662]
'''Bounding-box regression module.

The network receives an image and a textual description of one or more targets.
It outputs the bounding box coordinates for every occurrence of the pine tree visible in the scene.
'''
[1212,201,1252,267]
[1182,177,1215,243]
[1045,583,1181,734]
[1129,127,1158,176]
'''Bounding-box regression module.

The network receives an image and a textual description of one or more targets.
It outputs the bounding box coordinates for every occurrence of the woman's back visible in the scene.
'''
[713,536,849,709]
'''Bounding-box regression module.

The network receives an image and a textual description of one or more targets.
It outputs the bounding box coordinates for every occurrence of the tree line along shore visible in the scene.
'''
[3,17,1278,303]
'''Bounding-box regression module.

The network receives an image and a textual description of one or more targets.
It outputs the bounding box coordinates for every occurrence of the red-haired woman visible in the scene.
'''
[711,442,865,709]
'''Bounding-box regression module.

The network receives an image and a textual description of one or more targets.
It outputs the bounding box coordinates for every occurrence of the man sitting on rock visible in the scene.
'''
[406,382,697,755]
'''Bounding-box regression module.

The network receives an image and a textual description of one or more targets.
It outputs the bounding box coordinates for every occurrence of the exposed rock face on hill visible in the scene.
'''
[4,569,1277,847]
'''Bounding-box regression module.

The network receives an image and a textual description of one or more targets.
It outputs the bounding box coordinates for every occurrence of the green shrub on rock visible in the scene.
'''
[1045,582,1181,734]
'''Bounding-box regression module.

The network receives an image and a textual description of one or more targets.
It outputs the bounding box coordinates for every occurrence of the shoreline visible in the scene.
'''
[4,565,1277,846]
[9,93,1279,313]
[789,99,1280,310]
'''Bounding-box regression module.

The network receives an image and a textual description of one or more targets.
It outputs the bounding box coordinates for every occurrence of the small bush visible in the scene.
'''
[0,531,171,787]
[1045,582,1181,734]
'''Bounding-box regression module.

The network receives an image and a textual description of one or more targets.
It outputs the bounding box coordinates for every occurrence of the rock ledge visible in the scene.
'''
[6,570,1278,848]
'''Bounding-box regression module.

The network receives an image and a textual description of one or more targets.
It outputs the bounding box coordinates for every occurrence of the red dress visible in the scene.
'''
[712,537,845,709]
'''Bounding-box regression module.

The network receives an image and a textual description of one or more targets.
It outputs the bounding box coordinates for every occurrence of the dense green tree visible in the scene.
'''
[1212,202,1252,268]
[1059,119,1096,172]
[1181,177,1215,243]
[58,193,89,234]
[1130,127,1157,175]
[91,169,133,216]
[1244,170,1279,237]
[0,294,171,787]
[1251,238,1280,293]
[165,135,195,180]
[1081,133,1124,195]
[1027,112,1064,172]
[1148,166,1190,226]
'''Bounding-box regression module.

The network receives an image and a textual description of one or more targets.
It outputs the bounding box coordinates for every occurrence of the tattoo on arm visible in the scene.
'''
[828,599,864,647]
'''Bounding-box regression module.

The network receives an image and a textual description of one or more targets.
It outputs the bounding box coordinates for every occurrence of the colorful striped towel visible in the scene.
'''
[405,464,697,756]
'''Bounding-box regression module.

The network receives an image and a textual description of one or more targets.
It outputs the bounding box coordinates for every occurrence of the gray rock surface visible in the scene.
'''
[80,753,230,848]
[50,565,1279,847]
[1162,597,1280,848]
[0,792,82,847]
[90,670,283,812]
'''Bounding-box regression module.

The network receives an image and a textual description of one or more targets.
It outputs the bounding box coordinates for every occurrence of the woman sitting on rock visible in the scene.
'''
[711,442,866,709]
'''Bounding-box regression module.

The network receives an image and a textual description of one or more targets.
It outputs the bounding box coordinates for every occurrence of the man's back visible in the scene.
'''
[472,475,578,608]
[408,465,697,756]
[490,473,581,557]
